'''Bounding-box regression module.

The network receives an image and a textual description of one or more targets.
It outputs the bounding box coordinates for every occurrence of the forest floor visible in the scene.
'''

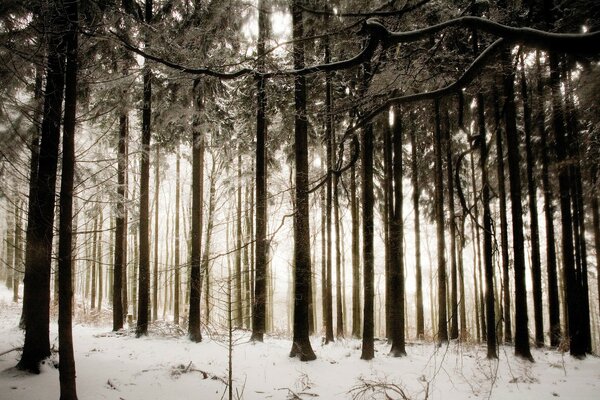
[1,288,599,399]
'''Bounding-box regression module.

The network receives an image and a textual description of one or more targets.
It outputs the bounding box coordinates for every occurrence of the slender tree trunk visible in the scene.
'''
[350,162,361,338]
[174,149,181,325]
[201,160,217,325]
[493,86,512,344]
[17,3,66,372]
[57,1,78,395]
[434,99,448,343]
[235,153,243,327]
[13,200,23,303]
[444,110,458,341]
[533,52,561,348]
[334,154,344,337]
[98,209,103,311]
[389,110,406,356]
[501,50,533,361]
[189,78,204,342]
[360,117,375,360]
[289,0,316,361]
[251,0,268,342]
[136,0,152,337]
[476,87,497,358]
[113,111,128,330]
[152,146,160,322]
[91,215,98,310]
[383,117,393,340]
[324,22,334,343]
[520,63,544,347]
[19,60,44,327]
[409,118,424,339]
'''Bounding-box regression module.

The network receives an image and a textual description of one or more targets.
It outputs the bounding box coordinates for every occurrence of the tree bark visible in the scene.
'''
[189,78,204,342]
[251,0,268,343]
[434,99,448,343]
[235,152,243,327]
[136,0,152,337]
[501,49,533,361]
[360,117,375,360]
[289,0,316,361]
[57,0,78,394]
[520,63,544,347]
[409,116,424,339]
[444,110,458,341]
[350,162,361,338]
[174,149,181,325]
[493,85,512,344]
[17,2,66,372]
[476,88,497,358]
[389,110,406,357]
[152,146,160,322]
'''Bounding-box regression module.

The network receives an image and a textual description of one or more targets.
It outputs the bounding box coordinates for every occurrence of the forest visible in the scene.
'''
[0,0,599,399]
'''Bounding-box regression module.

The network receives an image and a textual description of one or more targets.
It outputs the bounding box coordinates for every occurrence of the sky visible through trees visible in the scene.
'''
[0,0,600,399]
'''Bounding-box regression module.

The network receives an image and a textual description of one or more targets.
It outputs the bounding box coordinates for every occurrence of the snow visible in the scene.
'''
[1,287,599,399]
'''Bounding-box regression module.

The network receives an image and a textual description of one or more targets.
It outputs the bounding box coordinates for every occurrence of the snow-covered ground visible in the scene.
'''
[1,287,599,400]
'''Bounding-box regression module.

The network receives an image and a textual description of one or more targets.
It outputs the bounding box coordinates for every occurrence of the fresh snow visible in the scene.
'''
[1,288,599,399]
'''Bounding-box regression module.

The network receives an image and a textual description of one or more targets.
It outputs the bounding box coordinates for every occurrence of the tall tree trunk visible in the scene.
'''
[493,85,512,344]
[201,160,217,325]
[113,111,128,330]
[360,116,375,360]
[334,153,344,337]
[501,50,533,361]
[174,149,181,325]
[98,209,103,311]
[350,162,361,338]
[324,21,334,344]
[471,150,486,340]
[389,110,406,356]
[289,0,316,361]
[383,116,393,340]
[152,146,160,322]
[520,63,544,347]
[18,63,43,328]
[57,1,78,395]
[136,0,152,337]
[444,110,458,341]
[434,99,448,343]
[189,78,204,342]
[476,86,497,358]
[91,214,98,310]
[13,200,23,303]
[17,3,67,372]
[251,0,268,343]
[235,153,243,327]
[535,51,560,347]
[409,117,424,339]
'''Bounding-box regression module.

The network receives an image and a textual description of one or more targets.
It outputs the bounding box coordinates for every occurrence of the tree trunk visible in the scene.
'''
[201,160,217,325]
[434,99,448,343]
[324,22,335,344]
[235,153,243,327]
[152,146,160,322]
[389,110,406,357]
[57,1,78,395]
[17,3,66,372]
[289,0,316,361]
[444,110,458,341]
[536,51,560,347]
[350,161,361,338]
[113,110,128,330]
[189,78,204,342]
[476,87,497,358]
[136,0,152,337]
[360,116,375,360]
[174,149,181,325]
[251,0,268,343]
[520,63,544,347]
[98,209,103,311]
[409,117,424,339]
[493,85,512,344]
[91,214,98,310]
[501,50,533,361]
